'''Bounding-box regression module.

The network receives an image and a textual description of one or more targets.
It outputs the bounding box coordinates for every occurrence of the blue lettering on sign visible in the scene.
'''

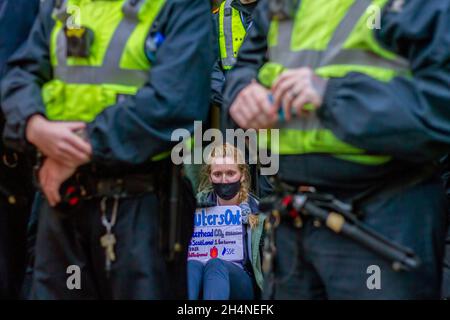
[192,229,214,238]
[194,209,241,227]
[220,247,236,255]
[191,239,214,246]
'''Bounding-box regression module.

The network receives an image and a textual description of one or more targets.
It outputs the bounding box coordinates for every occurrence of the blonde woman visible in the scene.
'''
[187,143,265,300]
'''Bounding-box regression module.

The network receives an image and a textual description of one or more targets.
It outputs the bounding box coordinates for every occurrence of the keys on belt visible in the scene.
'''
[100,196,119,277]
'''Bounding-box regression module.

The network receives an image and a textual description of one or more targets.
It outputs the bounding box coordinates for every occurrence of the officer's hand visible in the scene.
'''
[26,115,92,165]
[39,158,77,207]
[272,68,328,121]
[230,80,278,129]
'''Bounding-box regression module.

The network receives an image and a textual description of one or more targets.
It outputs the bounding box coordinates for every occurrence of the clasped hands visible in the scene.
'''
[229,67,328,129]
[26,115,93,206]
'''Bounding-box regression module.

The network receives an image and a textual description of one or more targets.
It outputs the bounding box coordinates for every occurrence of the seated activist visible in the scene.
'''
[187,143,265,300]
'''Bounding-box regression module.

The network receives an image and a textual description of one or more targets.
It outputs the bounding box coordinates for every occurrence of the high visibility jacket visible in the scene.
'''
[43,0,165,122]
[218,0,247,70]
[258,0,410,165]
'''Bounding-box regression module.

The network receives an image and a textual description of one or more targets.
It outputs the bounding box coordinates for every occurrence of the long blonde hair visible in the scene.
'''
[198,143,259,228]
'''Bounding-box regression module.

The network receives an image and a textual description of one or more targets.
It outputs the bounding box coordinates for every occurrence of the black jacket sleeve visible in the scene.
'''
[86,0,213,165]
[1,0,54,152]
[210,13,225,106]
[0,0,40,78]
[211,60,226,106]
[317,0,450,162]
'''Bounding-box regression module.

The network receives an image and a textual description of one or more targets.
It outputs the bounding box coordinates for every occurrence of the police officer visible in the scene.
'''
[1,0,212,299]
[211,0,274,198]
[0,0,39,299]
[211,0,258,107]
[224,0,450,299]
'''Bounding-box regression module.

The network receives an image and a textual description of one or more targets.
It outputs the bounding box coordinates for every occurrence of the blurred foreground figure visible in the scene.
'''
[225,0,450,299]
[1,0,212,299]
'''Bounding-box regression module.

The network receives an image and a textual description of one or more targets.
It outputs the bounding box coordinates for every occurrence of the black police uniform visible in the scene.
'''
[0,0,39,299]
[1,0,213,299]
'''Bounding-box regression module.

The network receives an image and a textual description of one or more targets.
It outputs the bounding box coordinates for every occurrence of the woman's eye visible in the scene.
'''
[226,171,236,177]
[213,172,221,178]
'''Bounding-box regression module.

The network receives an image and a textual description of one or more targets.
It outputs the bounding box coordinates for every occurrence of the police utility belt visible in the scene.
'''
[34,152,157,211]
[260,164,439,280]
[60,171,156,207]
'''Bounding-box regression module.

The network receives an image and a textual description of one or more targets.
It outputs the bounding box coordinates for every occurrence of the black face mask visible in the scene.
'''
[212,181,241,201]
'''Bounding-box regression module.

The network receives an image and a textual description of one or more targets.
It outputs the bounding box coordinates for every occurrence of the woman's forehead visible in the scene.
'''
[210,156,238,166]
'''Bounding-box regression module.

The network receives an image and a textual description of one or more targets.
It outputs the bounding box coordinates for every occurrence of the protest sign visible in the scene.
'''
[188,206,244,263]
